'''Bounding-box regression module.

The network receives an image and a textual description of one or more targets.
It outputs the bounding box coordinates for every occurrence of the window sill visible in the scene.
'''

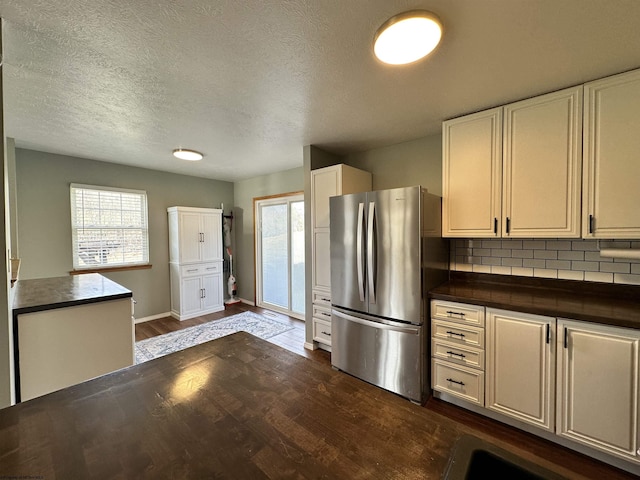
[70,264,152,275]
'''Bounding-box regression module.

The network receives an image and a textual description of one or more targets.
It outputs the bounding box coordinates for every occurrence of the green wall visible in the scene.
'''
[232,167,304,302]
[15,148,234,319]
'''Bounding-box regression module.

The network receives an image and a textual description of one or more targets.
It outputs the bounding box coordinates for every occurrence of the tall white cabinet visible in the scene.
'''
[168,207,224,320]
[310,164,371,350]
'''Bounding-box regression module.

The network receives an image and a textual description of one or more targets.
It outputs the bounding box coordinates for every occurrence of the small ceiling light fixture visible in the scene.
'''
[173,148,203,161]
[373,10,443,65]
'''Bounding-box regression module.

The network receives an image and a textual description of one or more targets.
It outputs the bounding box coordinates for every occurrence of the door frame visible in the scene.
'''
[253,191,304,320]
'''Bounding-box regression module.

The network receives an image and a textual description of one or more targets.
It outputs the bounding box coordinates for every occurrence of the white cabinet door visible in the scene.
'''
[202,273,222,311]
[311,167,339,230]
[583,68,640,238]
[181,276,203,317]
[443,107,502,237]
[503,86,582,237]
[557,319,640,462]
[312,230,331,291]
[486,309,555,431]
[178,212,202,263]
[200,211,222,262]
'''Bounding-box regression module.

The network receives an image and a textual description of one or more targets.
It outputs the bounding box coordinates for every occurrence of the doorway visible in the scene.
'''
[254,192,305,319]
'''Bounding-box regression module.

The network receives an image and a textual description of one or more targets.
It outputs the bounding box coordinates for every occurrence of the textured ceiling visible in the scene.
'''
[1,0,640,182]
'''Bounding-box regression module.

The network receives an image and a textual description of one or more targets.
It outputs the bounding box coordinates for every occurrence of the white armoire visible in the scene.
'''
[168,206,224,320]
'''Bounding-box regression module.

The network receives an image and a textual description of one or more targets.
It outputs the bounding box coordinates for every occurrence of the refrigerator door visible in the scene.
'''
[331,307,424,403]
[366,186,422,324]
[330,192,368,313]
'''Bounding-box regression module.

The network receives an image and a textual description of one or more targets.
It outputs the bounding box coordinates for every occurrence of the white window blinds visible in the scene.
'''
[70,184,149,269]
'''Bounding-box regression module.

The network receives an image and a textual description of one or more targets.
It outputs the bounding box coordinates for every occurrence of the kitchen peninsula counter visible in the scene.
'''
[13,273,132,314]
[12,273,134,402]
[429,272,640,329]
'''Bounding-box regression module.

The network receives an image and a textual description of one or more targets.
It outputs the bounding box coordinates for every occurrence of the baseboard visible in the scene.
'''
[134,312,171,324]
[238,297,255,306]
[304,342,317,351]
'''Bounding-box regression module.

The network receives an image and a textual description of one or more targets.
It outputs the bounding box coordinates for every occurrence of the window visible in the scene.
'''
[70,184,149,270]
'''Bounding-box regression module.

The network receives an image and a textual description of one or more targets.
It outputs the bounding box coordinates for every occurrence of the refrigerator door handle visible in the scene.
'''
[356,202,366,302]
[332,309,420,335]
[367,201,376,304]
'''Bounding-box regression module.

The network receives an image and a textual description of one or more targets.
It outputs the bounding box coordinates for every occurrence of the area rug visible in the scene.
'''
[135,311,295,364]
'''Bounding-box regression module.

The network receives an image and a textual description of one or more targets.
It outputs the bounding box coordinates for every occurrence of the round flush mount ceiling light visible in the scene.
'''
[173,148,203,161]
[373,10,443,65]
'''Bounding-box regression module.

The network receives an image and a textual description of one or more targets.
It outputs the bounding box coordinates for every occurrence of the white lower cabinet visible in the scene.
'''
[486,309,555,431]
[557,319,640,463]
[170,262,224,320]
[431,299,640,471]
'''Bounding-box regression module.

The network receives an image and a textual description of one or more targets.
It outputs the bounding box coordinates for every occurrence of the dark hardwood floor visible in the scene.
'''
[135,302,331,364]
[135,305,637,479]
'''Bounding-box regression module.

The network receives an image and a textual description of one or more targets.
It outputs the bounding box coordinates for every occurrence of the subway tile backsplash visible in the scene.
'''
[450,239,640,285]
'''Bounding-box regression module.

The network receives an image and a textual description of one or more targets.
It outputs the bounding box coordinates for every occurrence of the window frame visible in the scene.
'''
[70,183,150,271]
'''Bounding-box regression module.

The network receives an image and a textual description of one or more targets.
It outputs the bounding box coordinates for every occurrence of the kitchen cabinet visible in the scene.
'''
[443,86,583,238]
[486,309,555,431]
[310,164,371,349]
[583,68,640,238]
[168,207,224,320]
[557,319,640,463]
[431,300,486,406]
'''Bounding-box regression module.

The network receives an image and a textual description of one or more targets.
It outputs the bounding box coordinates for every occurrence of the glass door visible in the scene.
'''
[255,193,305,319]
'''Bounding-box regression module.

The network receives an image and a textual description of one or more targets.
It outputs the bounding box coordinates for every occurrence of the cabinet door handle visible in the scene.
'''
[446,330,465,338]
[563,327,568,349]
[446,351,466,359]
[494,217,498,234]
[446,310,466,317]
[546,324,551,344]
[321,331,331,336]
[202,288,206,298]
[446,378,465,386]
[589,214,594,234]
[506,217,511,234]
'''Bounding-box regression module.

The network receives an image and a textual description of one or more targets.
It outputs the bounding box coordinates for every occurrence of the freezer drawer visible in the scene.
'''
[331,308,425,403]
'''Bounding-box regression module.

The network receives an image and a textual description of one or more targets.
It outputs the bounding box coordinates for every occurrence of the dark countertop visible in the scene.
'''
[429,272,640,330]
[2,332,626,479]
[13,273,132,315]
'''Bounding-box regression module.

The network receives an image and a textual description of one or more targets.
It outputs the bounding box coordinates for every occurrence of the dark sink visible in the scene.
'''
[443,435,567,480]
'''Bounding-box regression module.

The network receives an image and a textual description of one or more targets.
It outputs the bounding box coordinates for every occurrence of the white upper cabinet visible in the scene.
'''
[443,108,503,237]
[583,69,640,238]
[443,87,583,238]
[503,86,583,237]
[169,207,223,264]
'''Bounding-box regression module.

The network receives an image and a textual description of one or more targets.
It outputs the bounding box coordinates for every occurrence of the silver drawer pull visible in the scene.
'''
[321,312,331,317]
[446,310,466,317]
[446,331,465,338]
[446,351,466,359]
[206,267,216,271]
[321,331,331,336]
[321,297,331,302]
[187,269,198,273]
[446,378,465,386]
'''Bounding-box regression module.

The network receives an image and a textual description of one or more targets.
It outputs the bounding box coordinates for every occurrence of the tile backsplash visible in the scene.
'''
[450,239,640,285]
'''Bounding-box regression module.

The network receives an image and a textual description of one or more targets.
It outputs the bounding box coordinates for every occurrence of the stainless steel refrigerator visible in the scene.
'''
[330,186,448,403]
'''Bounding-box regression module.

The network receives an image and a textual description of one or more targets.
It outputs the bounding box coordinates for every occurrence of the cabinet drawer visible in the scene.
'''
[312,290,332,307]
[313,305,332,322]
[433,359,485,406]
[432,320,485,349]
[312,318,332,345]
[431,300,485,327]
[432,340,485,370]
[181,264,203,276]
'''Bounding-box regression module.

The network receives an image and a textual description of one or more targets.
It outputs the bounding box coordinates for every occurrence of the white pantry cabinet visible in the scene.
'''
[168,207,224,320]
[486,309,555,431]
[583,68,640,238]
[556,319,640,463]
[310,164,371,348]
[443,86,582,238]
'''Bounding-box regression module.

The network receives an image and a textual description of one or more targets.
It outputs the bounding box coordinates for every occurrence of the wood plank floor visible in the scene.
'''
[135,305,637,479]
